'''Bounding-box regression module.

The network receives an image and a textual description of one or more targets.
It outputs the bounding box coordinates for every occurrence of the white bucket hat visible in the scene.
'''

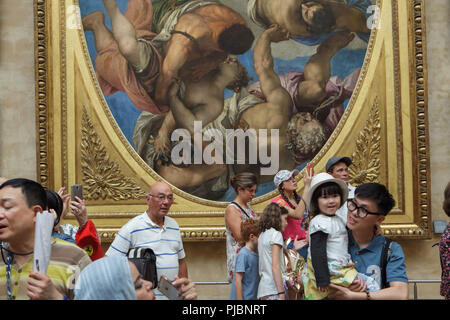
[305,172,349,214]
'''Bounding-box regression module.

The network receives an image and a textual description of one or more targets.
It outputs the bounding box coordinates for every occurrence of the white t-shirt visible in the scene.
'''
[257,228,285,298]
[308,207,351,264]
[105,212,185,300]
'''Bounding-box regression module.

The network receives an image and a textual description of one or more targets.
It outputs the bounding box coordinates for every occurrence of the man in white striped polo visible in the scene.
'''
[106,181,188,300]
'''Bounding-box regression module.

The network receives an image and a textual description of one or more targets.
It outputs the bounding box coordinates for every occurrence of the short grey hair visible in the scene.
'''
[286,114,327,159]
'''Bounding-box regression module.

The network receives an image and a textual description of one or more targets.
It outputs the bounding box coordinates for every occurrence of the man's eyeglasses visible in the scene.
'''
[148,193,174,202]
[346,198,385,218]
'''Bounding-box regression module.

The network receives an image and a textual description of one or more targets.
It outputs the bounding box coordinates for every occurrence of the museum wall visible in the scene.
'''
[0,0,37,179]
[0,0,448,299]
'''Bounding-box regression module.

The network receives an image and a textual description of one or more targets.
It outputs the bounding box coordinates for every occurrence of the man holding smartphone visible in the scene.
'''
[0,178,91,300]
[106,181,188,300]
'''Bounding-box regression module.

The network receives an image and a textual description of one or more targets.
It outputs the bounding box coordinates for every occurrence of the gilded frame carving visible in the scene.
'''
[35,0,431,242]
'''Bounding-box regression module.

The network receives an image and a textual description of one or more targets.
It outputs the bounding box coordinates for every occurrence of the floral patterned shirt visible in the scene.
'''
[225,202,257,283]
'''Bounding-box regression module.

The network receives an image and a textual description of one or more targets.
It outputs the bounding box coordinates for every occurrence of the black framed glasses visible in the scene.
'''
[346,199,385,218]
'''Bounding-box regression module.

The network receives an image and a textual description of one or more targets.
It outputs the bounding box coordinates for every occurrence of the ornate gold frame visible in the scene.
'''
[35,0,430,242]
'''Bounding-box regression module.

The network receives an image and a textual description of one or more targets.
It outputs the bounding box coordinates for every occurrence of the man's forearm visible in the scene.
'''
[156,37,191,104]
[178,258,188,278]
[252,28,285,100]
[341,281,409,300]
[253,32,273,77]
[367,282,409,300]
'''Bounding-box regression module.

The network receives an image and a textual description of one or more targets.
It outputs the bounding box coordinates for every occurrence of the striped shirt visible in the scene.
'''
[0,238,91,300]
[105,212,185,300]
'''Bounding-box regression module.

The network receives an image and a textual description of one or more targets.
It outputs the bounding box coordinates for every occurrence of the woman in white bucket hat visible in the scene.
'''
[302,173,379,300]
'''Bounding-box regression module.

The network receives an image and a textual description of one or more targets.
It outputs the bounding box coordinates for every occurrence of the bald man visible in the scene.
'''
[106,181,187,300]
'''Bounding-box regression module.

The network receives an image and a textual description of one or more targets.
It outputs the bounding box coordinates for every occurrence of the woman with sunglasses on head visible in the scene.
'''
[271,163,314,260]
[225,172,259,284]
[302,173,379,300]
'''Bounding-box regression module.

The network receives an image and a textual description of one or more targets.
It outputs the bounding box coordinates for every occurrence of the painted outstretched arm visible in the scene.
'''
[253,25,290,103]
[155,34,193,105]
[102,0,142,66]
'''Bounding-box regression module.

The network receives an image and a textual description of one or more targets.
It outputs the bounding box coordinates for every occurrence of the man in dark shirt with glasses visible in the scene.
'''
[328,182,409,300]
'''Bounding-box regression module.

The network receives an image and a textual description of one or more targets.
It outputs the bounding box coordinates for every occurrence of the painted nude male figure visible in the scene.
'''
[249,0,371,45]
[167,56,251,135]
[131,56,251,197]
[82,0,254,114]
[234,26,355,183]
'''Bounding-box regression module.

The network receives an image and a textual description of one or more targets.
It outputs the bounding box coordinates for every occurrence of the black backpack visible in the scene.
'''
[380,237,393,289]
[127,247,158,288]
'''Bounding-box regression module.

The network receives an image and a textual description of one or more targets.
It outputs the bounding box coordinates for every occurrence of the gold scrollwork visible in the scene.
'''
[180,228,227,242]
[81,107,147,201]
[35,0,48,188]
[349,98,381,185]
[413,0,430,233]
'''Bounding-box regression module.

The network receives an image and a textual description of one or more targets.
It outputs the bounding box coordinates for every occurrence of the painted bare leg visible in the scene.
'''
[82,11,115,52]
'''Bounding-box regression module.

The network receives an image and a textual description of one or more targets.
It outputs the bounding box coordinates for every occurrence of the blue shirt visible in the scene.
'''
[52,231,76,244]
[229,247,259,300]
[348,232,408,288]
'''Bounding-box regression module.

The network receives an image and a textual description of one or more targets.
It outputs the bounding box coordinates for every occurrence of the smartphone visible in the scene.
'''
[158,276,181,300]
[306,162,314,177]
[71,184,83,201]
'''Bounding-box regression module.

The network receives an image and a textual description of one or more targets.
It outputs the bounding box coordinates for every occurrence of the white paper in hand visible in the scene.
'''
[33,210,54,274]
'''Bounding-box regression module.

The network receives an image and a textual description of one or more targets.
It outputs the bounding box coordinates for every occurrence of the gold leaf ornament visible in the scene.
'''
[81,108,147,200]
[349,99,381,185]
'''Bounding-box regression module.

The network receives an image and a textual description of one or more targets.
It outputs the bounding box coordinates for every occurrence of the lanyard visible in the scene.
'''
[1,244,33,300]
[5,250,14,300]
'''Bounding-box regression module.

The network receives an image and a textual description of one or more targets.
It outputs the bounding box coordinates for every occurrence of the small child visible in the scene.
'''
[230,219,261,300]
[257,203,289,300]
[302,173,379,300]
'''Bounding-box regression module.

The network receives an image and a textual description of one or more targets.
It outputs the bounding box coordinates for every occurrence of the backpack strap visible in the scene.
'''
[380,237,393,288]
[230,201,251,218]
